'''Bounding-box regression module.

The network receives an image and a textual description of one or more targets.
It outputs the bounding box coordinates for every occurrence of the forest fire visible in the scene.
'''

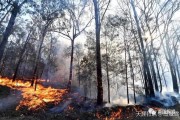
[0,78,67,111]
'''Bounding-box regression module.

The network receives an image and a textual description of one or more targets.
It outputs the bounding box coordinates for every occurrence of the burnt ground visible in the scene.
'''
[0,85,179,120]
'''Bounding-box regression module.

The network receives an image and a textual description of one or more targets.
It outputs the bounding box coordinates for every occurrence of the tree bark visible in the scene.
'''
[67,39,74,89]
[93,0,103,105]
[123,25,129,104]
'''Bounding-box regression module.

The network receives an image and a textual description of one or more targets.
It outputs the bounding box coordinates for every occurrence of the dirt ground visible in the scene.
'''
[0,85,179,120]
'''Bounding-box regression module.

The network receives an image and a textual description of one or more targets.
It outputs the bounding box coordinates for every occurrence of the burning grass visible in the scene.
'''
[0,78,67,111]
[0,78,179,120]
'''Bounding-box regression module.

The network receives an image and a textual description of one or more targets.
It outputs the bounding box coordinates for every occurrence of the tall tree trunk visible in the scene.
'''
[31,30,47,87]
[145,20,160,93]
[106,57,110,103]
[159,61,167,88]
[147,46,159,92]
[34,65,44,91]
[31,20,51,87]
[45,35,53,82]
[168,61,179,93]
[124,25,129,104]
[173,44,180,84]
[12,31,31,82]
[105,41,110,103]
[130,16,146,96]
[127,43,136,103]
[155,59,162,92]
[93,0,103,105]
[67,39,74,89]
[157,25,168,89]
[175,58,180,83]
[131,0,155,97]
[164,34,179,93]
[0,2,19,62]
[163,45,179,93]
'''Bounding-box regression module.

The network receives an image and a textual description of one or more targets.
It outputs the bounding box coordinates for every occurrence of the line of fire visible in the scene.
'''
[0,0,180,120]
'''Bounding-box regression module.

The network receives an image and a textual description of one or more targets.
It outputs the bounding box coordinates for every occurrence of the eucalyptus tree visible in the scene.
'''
[64,43,84,87]
[30,0,65,87]
[93,0,111,105]
[52,0,93,89]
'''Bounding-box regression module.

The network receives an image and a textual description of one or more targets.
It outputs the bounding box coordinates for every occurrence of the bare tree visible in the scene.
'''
[53,0,93,89]
[131,0,155,97]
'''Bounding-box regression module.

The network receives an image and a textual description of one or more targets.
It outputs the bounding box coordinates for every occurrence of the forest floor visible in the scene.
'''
[0,85,179,120]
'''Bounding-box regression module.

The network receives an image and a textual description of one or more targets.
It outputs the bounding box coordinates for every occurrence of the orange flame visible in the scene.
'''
[0,78,67,111]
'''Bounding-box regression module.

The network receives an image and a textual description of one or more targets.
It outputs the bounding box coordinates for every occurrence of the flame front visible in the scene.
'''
[0,78,67,111]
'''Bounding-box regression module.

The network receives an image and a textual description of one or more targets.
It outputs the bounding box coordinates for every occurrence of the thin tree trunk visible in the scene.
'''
[124,25,129,104]
[145,20,160,93]
[34,65,44,91]
[168,61,179,93]
[105,41,110,103]
[130,16,146,96]
[31,30,46,86]
[127,43,136,103]
[12,31,31,82]
[159,61,167,88]
[67,39,74,89]
[164,34,179,93]
[131,0,155,97]
[154,57,162,92]
[157,25,168,89]
[31,20,51,87]
[173,45,180,84]
[147,46,159,92]
[175,59,180,82]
